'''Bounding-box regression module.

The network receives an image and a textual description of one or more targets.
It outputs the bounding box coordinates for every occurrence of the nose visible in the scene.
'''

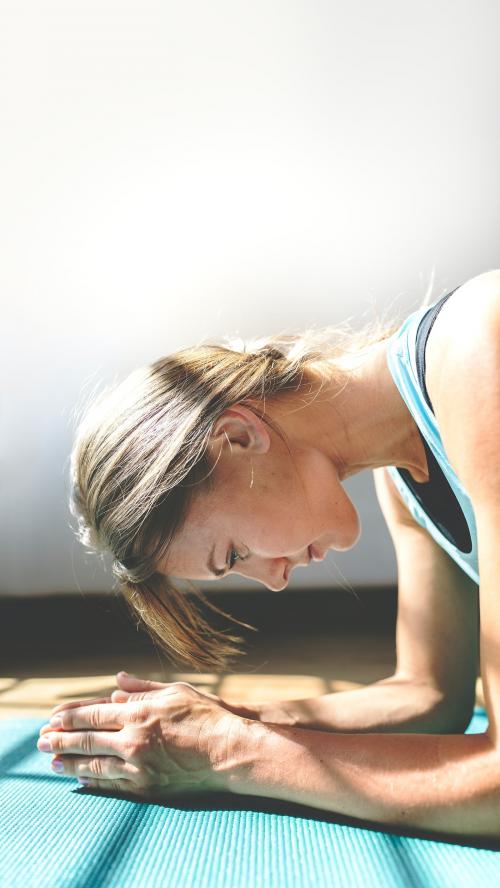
[236,556,289,591]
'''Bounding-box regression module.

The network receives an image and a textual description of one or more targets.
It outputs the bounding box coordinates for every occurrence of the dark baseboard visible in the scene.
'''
[0,586,397,666]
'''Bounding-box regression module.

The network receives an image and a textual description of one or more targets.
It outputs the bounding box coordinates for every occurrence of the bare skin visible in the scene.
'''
[37,270,500,840]
[153,334,429,591]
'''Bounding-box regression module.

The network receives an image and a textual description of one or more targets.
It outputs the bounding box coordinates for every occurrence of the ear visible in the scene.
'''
[208,404,271,455]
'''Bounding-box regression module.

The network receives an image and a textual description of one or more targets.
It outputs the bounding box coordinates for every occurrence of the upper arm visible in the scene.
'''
[374,466,479,729]
[432,270,500,743]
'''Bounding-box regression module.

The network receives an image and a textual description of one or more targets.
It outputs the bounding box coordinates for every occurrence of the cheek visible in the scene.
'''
[293,466,358,548]
[233,502,304,557]
[266,477,326,542]
[260,502,317,556]
[237,455,344,553]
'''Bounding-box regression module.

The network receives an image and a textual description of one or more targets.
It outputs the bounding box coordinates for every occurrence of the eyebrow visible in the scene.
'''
[207,543,227,578]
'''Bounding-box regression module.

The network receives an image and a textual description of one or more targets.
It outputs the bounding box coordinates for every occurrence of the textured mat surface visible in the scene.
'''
[1,708,499,888]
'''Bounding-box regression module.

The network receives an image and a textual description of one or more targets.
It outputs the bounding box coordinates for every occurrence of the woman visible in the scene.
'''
[38,269,500,840]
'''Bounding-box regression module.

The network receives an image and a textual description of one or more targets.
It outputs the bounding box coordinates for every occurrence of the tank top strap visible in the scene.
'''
[385,287,479,584]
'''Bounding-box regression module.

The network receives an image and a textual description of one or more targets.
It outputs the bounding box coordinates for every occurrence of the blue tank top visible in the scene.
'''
[385,287,479,584]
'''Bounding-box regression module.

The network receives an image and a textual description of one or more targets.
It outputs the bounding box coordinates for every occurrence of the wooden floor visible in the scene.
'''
[0,631,485,721]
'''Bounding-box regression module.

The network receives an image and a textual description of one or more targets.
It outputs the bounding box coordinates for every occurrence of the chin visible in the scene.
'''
[333,521,361,551]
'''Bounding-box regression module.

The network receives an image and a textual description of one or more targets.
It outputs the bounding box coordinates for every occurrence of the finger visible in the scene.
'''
[40,701,115,737]
[51,753,140,784]
[50,703,128,732]
[75,777,148,797]
[111,689,159,703]
[38,729,120,757]
[51,696,113,716]
[79,780,134,795]
[111,690,130,702]
[116,673,167,691]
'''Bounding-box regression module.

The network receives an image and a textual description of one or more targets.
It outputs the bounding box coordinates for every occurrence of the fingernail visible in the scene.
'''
[50,716,63,729]
[38,737,52,752]
[52,759,64,774]
[118,671,129,676]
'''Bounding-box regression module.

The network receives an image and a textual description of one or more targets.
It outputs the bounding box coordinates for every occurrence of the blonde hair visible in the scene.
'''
[69,285,434,671]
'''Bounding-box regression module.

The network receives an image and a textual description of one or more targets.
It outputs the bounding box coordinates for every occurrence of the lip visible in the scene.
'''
[284,547,313,582]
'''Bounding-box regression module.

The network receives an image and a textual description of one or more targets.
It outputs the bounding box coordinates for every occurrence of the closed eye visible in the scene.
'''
[228,547,249,570]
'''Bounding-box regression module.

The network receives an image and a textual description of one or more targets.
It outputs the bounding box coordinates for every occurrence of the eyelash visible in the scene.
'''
[228,547,247,570]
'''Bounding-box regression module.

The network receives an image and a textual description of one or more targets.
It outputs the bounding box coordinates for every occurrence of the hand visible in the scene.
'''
[112,673,265,721]
[37,681,243,798]
[44,671,264,724]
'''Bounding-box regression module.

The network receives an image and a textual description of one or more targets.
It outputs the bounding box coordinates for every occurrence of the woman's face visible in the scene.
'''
[160,403,361,591]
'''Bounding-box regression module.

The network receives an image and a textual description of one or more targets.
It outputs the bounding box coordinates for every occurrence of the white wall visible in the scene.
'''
[2,0,499,595]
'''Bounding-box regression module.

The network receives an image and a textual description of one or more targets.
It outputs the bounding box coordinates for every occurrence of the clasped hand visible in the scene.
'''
[37,676,244,798]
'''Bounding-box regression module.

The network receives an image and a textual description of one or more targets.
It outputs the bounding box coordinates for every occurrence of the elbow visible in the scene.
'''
[397,676,477,734]
[437,711,476,735]
[426,689,477,735]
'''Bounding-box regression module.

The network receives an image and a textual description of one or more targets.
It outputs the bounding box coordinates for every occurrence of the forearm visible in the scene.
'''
[246,676,463,734]
[225,720,500,840]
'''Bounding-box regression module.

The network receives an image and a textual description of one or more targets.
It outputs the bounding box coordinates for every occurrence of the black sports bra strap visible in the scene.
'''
[414,286,461,414]
[395,284,472,554]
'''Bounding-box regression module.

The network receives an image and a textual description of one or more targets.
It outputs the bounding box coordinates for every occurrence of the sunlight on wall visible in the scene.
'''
[2,0,499,593]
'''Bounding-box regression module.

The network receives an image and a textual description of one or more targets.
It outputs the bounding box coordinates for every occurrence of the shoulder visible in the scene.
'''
[425,269,500,503]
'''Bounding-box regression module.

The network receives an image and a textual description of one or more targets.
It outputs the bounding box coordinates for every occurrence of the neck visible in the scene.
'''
[296,340,430,484]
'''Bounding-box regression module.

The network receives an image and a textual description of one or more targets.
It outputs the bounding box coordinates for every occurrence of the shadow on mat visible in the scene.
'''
[0,730,41,773]
[74,784,500,852]
[3,723,499,857]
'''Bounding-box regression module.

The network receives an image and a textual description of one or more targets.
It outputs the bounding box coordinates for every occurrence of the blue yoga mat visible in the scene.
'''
[1,707,499,888]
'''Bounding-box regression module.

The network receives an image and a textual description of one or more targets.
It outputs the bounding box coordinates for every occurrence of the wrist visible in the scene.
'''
[257,700,297,727]
[222,700,265,721]
[221,699,297,726]
[215,715,270,794]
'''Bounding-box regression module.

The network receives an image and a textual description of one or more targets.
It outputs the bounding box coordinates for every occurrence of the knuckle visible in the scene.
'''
[50,733,62,752]
[89,758,105,778]
[170,681,196,698]
[87,707,102,729]
[105,780,121,793]
[59,713,71,730]
[122,736,141,761]
[128,703,147,724]
[74,707,98,730]
[129,742,140,760]
[81,733,94,755]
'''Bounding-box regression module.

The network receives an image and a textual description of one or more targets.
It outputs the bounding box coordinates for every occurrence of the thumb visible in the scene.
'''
[116,672,167,691]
